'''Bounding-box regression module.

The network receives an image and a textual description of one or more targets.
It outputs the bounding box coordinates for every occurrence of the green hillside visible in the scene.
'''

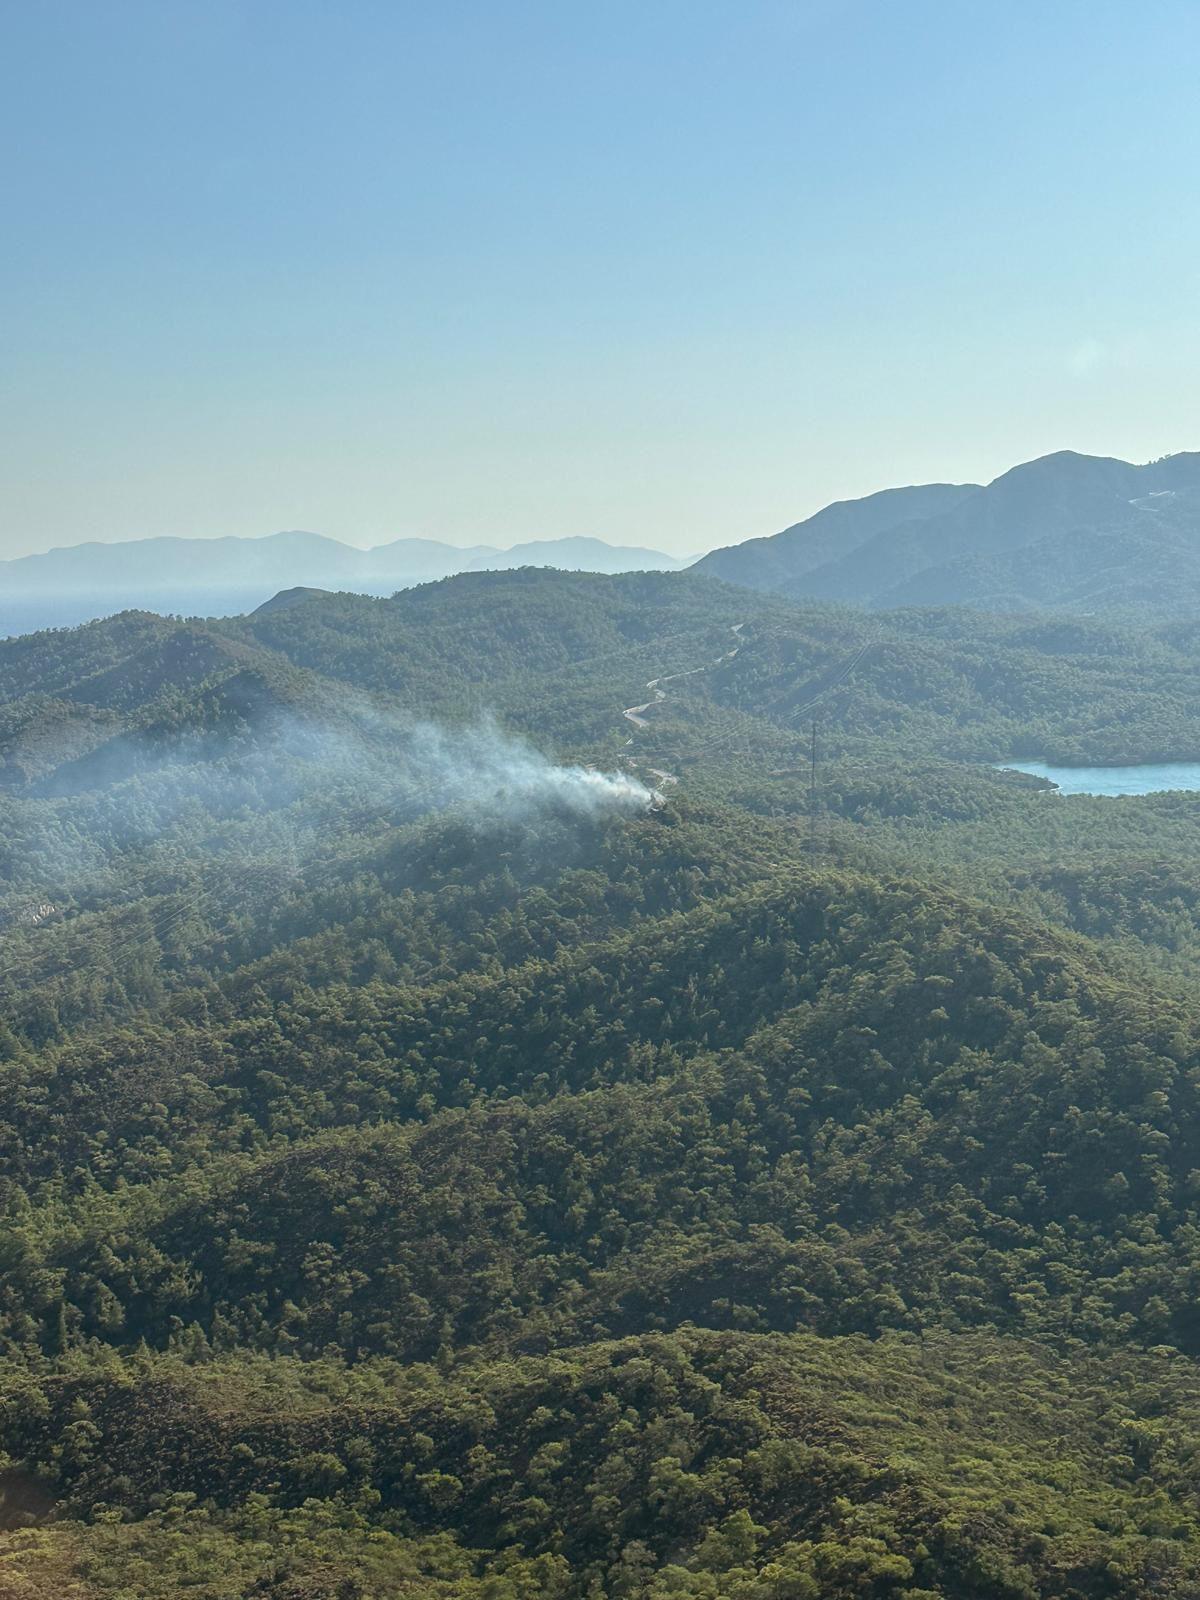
[6,570,1200,1595]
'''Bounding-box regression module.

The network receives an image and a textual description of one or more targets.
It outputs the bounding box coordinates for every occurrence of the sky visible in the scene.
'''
[2,0,1199,561]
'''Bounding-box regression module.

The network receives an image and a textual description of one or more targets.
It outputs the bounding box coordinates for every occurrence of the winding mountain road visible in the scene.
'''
[622,622,744,782]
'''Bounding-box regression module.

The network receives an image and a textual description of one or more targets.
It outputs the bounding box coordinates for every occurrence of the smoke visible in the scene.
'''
[0,704,663,1024]
[399,719,659,819]
[272,701,661,824]
[0,703,660,937]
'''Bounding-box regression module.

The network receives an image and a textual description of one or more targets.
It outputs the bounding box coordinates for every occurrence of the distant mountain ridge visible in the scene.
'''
[16,446,1200,639]
[696,449,1200,612]
[0,531,688,636]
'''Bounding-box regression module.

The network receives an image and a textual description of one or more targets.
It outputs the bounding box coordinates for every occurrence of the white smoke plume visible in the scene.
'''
[400,719,659,819]
[0,705,660,938]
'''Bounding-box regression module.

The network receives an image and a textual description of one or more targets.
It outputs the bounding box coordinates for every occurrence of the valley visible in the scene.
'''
[7,4,1196,1593]
[4,568,1200,1594]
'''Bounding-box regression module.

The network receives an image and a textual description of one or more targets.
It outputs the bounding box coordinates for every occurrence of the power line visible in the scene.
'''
[808,719,820,862]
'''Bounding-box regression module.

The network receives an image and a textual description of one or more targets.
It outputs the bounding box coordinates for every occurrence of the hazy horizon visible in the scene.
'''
[7,441,1198,567]
[5,1,1200,562]
[2,526,700,563]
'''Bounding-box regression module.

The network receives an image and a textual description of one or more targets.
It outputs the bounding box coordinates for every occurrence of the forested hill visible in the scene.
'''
[7,571,1200,796]
[696,449,1200,612]
[8,568,1200,1595]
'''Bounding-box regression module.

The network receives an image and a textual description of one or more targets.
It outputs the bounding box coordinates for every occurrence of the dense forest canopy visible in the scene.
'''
[7,568,1200,1596]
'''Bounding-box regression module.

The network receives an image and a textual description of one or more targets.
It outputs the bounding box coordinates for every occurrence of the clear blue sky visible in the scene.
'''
[2,0,1198,559]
